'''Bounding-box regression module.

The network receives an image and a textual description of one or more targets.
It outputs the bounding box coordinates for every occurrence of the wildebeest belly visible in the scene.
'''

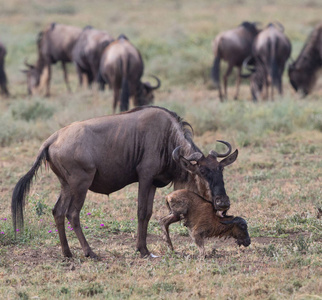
[89,169,138,195]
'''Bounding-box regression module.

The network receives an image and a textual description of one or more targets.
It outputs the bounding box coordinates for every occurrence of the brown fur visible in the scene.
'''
[159,189,251,257]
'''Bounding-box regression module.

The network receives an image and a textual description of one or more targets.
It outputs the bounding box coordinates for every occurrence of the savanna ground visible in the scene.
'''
[0,0,322,299]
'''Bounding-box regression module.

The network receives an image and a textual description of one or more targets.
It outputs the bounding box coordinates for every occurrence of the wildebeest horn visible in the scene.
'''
[241,56,255,78]
[149,75,161,90]
[243,56,256,72]
[209,140,231,157]
[24,58,34,69]
[172,146,182,163]
[172,146,203,163]
[184,152,203,162]
[209,140,232,158]
[273,21,284,32]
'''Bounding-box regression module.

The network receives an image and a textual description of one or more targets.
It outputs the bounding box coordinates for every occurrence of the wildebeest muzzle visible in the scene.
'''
[213,195,230,211]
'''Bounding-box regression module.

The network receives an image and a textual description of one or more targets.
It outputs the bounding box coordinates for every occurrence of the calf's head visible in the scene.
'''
[173,140,238,212]
[220,217,251,247]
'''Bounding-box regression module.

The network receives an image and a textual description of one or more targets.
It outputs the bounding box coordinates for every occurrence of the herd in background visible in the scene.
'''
[21,23,161,113]
[0,21,321,111]
[212,21,322,101]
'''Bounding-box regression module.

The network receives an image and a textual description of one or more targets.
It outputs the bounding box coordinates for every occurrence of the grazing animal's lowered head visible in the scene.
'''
[159,189,250,257]
[288,23,322,97]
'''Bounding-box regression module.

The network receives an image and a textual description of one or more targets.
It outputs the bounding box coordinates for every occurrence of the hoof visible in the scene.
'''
[63,251,73,258]
[85,251,98,259]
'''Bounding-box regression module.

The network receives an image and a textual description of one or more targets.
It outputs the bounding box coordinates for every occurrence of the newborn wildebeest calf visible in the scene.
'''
[159,189,251,257]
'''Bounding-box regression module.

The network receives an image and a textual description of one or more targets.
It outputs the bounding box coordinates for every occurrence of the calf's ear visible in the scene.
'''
[219,149,238,168]
[179,157,199,174]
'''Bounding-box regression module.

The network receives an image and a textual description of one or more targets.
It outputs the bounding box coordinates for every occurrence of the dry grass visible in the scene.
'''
[0,0,322,299]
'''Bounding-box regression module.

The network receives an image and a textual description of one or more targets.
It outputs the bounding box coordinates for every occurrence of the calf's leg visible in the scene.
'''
[192,233,206,258]
[159,213,180,251]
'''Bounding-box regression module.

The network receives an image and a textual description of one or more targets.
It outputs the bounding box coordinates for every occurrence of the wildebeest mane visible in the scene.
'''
[126,106,201,186]
[240,21,258,35]
[118,34,129,40]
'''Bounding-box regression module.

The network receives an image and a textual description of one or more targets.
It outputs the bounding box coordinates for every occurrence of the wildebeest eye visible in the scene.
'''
[199,168,207,175]
[240,224,247,230]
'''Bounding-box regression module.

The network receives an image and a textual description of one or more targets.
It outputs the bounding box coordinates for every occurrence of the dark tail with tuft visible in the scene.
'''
[120,77,130,111]
[271,38,280,89]
[11,147,48,235]
[211,56,221,89]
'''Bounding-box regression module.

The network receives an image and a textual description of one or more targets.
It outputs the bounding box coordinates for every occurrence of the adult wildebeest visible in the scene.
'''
[23,23,82,96]
[211,22,260,101]
[99,35,161,113]
[12,106,238,258]
[288,23,322,96]
[245,23,291,101]
[0,41,9,96]
[72,26,114,88]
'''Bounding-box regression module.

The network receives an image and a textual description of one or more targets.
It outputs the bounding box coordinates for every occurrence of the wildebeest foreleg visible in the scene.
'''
[76,64,83,87]
[136,180,156,257]
[159,213,180,251]
[223,64,233,100]
[62,62,71,93]
[52,190,73,257]
[45,64,51,97]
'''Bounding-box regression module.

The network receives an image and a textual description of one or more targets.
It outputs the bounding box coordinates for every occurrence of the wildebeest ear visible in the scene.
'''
[219,149,238,168]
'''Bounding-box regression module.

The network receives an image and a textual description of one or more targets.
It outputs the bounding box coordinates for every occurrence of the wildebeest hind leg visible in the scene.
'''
[66,186,97,258]
[52,189,73,257]
[62,62,71,93]
[223,64,233,100]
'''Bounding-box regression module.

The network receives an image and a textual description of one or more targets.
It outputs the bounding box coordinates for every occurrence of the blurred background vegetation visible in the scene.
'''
[0,0,321,148]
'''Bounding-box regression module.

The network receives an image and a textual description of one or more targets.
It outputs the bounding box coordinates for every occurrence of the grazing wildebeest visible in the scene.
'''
[246,23,291,101]
[72,26,114,88]
[12,106,238,258]
[0,41,9,96]
[288,23,322,96]
[23,23,82,96]
[211,22,260,101]
[99,35,161,113]
[160,189,250,257]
